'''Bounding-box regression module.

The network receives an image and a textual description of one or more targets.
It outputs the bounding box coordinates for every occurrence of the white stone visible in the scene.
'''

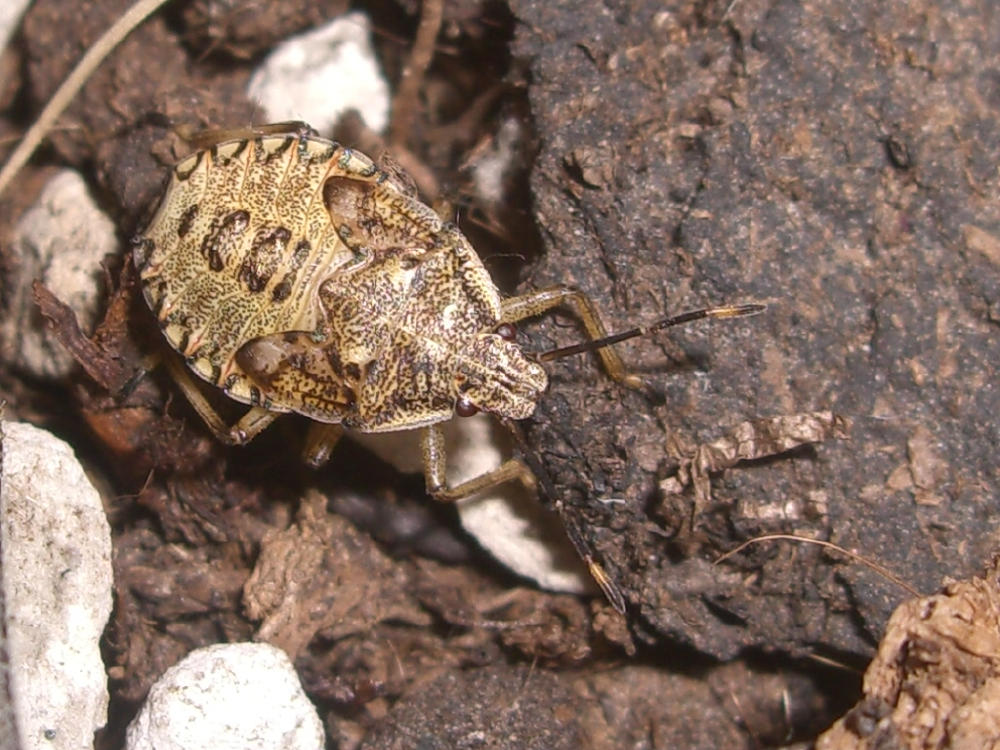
[247,12,390,134]
[126,642,324,750]
[471,116,523,207]
[1,170,117,379]
[353,416,592,595]
[0,0,31,53]
[0,421,113,750]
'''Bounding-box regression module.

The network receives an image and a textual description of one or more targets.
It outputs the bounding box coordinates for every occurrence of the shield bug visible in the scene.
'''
[133,122,761,609]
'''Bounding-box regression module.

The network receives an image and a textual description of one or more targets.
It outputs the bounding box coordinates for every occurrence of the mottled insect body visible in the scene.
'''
[136,129,545,439]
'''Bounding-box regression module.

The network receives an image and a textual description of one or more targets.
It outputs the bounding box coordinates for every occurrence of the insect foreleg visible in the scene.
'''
[420,423,537,502]
[499,286,642,389]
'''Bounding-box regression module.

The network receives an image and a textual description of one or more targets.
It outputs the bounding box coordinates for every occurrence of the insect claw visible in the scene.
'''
[226,427,248,445]
[114,367,148,402]
[521,471,538,493]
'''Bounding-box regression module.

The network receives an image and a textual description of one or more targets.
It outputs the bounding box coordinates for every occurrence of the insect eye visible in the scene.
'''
[496,323,517,341]
[455,396,479,418]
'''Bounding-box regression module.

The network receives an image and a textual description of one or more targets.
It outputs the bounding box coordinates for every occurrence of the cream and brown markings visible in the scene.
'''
[136,133,387,408]
[136,128,520,422]
[136,127,750,438]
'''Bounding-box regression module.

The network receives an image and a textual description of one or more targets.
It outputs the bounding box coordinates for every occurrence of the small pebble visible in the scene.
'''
[126,642,324,750]
[247,12,390,134]
[1,421,113,750]
[0,170,117,379]
[0,0,32,51]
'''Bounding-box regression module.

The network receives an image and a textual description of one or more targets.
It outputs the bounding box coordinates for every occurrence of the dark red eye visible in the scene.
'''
[496,323,517,341]
[455,397,479,417]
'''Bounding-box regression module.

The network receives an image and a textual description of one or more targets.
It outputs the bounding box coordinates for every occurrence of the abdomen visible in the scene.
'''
[135,134,377,406]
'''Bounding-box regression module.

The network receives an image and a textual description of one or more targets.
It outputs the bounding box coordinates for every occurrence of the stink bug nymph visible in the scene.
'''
[134,122,762,609]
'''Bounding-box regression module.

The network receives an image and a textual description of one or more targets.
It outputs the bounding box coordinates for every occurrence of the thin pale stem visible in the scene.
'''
[0,0,171,197]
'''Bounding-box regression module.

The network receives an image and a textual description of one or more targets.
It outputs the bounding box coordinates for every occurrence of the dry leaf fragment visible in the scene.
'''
[244,491,428,659]
[32,280,135,394]
[817,554,1000,750]
[661,411,850,517]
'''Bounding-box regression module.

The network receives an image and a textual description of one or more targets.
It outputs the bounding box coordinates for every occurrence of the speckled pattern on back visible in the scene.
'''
[134,131,547,432]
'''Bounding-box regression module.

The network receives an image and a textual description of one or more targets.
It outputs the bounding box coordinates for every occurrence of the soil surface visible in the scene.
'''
[1,0,999,748]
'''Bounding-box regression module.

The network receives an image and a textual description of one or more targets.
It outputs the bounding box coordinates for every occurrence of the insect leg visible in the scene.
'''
[420,423,537,502]
[301,422,345,468]
[178,120,317,151]
[499,286,642,388]
[162,354,278,444]
[228,407,281,444]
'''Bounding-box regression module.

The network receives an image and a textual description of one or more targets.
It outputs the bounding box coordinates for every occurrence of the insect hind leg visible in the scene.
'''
[420,423,537,502]
[178,121,318,151]
[162,354,278,445]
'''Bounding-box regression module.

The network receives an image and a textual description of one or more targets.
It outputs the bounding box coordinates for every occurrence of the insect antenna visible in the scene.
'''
[538,303,765,362]
[499,417,628,614]
[508,302,764,612]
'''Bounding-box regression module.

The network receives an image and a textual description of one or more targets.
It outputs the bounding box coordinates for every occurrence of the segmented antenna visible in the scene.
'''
[515,301,766,612]
[539,303,765,362]
[501,417,627,614]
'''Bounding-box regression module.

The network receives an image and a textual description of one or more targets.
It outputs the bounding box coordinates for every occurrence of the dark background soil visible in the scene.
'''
[1,0,999,748]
